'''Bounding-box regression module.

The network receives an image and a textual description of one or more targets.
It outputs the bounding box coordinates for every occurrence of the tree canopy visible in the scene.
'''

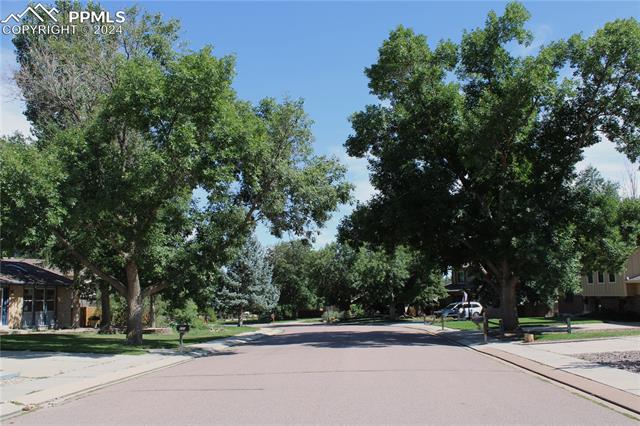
[342,2,640,330]
[270,240,319,319]
[1,4,350,343]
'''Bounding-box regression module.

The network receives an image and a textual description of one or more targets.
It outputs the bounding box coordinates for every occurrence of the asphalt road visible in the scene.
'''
[8,324,637,425]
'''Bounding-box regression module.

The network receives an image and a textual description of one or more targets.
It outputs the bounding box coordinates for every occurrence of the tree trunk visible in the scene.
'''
[388,303,396,319]
[237,306,244,327]
[125,260,143,345]
[99,281,111,331]
[500,277,519,332]
[71,267,82,328]
[149,294,156,328]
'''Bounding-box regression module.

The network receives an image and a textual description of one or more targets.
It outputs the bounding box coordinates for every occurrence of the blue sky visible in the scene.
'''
[1,1,638,247]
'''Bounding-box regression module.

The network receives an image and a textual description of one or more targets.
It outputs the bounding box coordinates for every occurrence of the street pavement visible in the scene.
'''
[6,324,638,425]
[0,329,280,419]
[398,322,640,398]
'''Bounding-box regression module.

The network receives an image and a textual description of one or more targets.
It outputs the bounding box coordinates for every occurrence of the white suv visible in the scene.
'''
[436,302,483,320]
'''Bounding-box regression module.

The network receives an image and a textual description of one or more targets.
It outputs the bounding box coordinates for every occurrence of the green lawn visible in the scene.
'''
[297,317,322,323]
[534,329,640,342]
[430,316,603,331]
[0,326,256,355]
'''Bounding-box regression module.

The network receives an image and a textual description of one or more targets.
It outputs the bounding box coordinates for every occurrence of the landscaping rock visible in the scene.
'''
[574,351,640,374]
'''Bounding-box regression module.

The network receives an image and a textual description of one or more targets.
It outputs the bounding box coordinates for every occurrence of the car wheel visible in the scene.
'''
[471,312,480,319]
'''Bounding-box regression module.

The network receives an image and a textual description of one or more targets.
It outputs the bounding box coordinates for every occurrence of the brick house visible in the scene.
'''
[0,259,75,329]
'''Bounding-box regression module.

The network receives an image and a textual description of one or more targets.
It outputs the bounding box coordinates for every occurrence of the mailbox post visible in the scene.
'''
[482,311,488,344]
[176,324,190,351]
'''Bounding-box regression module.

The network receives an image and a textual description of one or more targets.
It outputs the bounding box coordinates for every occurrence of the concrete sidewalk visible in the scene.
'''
[0,328,281,420]
[485,336,640,396]
[396,322,640,414]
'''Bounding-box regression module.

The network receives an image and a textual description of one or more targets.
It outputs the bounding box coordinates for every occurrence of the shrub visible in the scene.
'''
[322,308,344,323]
[203,307,217,323]
[110,294,128,328]
[170,299,205,329]
[348,304,365,318]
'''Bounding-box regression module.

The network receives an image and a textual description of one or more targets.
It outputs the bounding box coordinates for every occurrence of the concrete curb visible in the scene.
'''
[475,346,640,415]
[1,328,280,421]
[409,326,640,416]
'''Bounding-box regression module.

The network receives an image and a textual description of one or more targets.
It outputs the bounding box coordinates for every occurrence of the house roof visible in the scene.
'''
[0,259,73,287]
[445,282,480,293]
[626,275,640,284]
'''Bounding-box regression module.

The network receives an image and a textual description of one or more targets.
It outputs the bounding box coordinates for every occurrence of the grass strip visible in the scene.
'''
[0,326,256,355]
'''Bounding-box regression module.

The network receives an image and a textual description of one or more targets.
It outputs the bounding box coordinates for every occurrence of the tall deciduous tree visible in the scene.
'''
[270,241,318,319]
[215,237,278,326]
[343,2,639,330]
[2,5,350,343]
[312,243,359,311]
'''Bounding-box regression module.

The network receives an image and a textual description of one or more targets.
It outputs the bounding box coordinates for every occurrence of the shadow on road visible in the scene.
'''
[247,329,456,349]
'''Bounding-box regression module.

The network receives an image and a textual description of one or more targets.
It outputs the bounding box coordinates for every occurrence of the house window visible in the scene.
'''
[23,288,33,312]
[457,270,465,283]
[34,288,44,312]
[608,273,616,283]
[45,288,55,312]
[597,272,604,283]
[587,272,593,284]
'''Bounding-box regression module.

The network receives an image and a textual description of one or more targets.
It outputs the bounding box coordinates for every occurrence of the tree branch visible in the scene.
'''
[53,230,128,297]
[142,282,170,298]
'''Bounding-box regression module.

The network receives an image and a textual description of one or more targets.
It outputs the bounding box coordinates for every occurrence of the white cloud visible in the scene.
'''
[578,139,632,191]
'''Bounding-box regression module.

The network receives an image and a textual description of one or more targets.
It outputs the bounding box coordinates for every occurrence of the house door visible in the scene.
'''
[23,287,34,327]
[32,288,56,327]
[33,288,56,327]
[34,288,46,326]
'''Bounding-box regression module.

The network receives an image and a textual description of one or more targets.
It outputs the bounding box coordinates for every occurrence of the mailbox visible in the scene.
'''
[176,324,190,351]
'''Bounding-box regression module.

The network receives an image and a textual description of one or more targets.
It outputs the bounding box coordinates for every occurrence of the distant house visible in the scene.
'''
[562,247,640,315]
[448,265,481,296]
[0,259,75,329]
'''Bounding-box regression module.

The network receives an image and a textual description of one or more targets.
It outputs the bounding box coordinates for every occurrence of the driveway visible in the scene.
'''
[7,324,636,425]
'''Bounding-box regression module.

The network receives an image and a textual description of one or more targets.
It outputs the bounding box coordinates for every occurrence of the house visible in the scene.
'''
[0,259,75,329]
[448,266,481,296]
[448,249,640,317]
[563,247,640,315]
[450,264,554,317]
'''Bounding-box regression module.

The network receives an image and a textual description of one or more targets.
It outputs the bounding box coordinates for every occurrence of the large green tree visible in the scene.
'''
[1,4,350,343]
[312,243,359,311]
[310,242,446,317]
[343,2,639,330]
[270,240,318,319]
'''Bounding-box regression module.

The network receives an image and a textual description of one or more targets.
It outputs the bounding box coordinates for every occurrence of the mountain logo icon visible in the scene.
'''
[2,3,59,24]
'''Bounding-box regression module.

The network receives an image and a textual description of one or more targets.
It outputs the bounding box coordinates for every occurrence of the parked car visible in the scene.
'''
[435,302,483,320]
